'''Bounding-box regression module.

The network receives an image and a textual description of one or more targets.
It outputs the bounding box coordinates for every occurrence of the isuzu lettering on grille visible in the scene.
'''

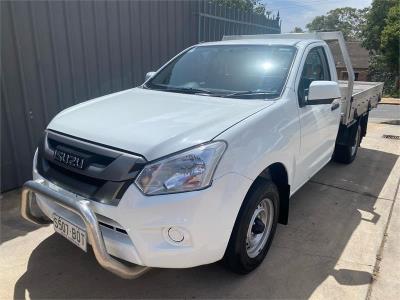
[54,149,85,169]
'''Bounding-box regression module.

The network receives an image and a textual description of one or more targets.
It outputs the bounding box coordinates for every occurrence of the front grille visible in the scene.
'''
[47,136,114,168]
[37,130,146,205]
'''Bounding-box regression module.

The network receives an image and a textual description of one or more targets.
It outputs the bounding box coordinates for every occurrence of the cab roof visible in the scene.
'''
[197,38,321,47]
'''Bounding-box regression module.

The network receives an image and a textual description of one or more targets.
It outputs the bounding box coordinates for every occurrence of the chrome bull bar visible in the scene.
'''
[21,179,150,279]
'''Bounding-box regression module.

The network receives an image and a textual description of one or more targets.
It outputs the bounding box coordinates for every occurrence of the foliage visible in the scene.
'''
[291,27,304,33]
[362,0,398,51]
[380,5,399,74]
[369,55,399,98]
[362,0,399,97]
[306,7,369,41]
[213,0,270,15]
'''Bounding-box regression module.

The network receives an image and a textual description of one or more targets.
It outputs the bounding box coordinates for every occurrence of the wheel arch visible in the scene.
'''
[247,162,290,225]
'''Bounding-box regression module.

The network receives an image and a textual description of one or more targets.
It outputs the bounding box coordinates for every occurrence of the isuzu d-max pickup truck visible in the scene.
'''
[21,32,383,279]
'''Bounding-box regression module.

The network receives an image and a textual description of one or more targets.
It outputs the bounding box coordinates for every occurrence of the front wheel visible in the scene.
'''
[333,124,361,164]
[223,180,279,274]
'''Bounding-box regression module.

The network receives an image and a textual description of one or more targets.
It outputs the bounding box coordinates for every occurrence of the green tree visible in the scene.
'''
[362,0,397,51]
[362,0,399,97]
[213,0,270,15]
[380,5,400,73]
[368,56,399,97]
[306,7,369,41]
[291,27,304,33]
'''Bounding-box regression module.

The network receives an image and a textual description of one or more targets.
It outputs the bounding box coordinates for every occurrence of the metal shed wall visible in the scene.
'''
[1,0,281,192]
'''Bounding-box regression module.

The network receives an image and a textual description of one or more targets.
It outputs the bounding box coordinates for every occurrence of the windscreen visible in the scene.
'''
[146,45,296,99]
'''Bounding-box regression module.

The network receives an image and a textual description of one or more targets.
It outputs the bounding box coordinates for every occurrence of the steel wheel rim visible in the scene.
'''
[246,198,274,258]
[351,127,360,156]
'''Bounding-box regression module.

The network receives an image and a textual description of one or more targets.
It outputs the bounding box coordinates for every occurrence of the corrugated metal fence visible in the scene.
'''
[198,1,280,41]
[1,0,281,192]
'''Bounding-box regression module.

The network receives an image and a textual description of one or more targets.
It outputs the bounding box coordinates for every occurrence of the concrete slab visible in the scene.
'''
[6,235,373,299]
[273,181,393,266]
[361,123,400,157]
[313,123,400,201]
[369,183,400,300]
[0,189,42,244]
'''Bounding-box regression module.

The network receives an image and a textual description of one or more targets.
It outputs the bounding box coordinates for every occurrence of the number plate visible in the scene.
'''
[53,214,87,251]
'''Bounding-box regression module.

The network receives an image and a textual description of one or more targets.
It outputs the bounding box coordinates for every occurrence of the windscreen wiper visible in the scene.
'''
[222,90,280,98]
[146,84,216,95]
[167,87,216,95]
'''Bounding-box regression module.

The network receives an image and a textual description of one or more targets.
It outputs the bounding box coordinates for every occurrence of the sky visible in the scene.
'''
[262,0,373,33]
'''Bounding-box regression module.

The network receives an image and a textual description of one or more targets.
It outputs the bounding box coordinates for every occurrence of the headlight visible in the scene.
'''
[135,141,227,195]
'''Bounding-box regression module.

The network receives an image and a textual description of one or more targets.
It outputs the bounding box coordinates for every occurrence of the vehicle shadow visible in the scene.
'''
[1,189,44,244]
[13,147,399,299]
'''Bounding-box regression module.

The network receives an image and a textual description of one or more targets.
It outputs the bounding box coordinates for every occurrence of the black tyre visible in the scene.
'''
[223,180,279,274]
[333,124,361,164]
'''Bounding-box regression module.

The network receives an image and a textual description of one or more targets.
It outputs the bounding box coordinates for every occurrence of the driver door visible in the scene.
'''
[295,45,341,187]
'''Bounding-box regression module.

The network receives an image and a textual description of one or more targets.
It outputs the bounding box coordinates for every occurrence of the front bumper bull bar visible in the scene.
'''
[21,179,150,279]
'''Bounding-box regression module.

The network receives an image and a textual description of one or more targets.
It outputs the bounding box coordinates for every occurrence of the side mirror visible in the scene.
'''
[307,81,341,103]
[145,71,156,82]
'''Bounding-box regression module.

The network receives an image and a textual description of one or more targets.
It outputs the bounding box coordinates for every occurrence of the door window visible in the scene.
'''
[298,46,331,106]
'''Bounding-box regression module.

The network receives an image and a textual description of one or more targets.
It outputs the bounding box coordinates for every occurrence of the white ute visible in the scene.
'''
[22,32,384,278]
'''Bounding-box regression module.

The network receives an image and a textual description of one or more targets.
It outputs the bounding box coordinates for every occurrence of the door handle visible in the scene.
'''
[331,101,340,111]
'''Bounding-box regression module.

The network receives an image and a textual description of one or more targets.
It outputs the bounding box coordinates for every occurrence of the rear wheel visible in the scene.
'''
[333,124,361,164]
[223,180,279,274]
